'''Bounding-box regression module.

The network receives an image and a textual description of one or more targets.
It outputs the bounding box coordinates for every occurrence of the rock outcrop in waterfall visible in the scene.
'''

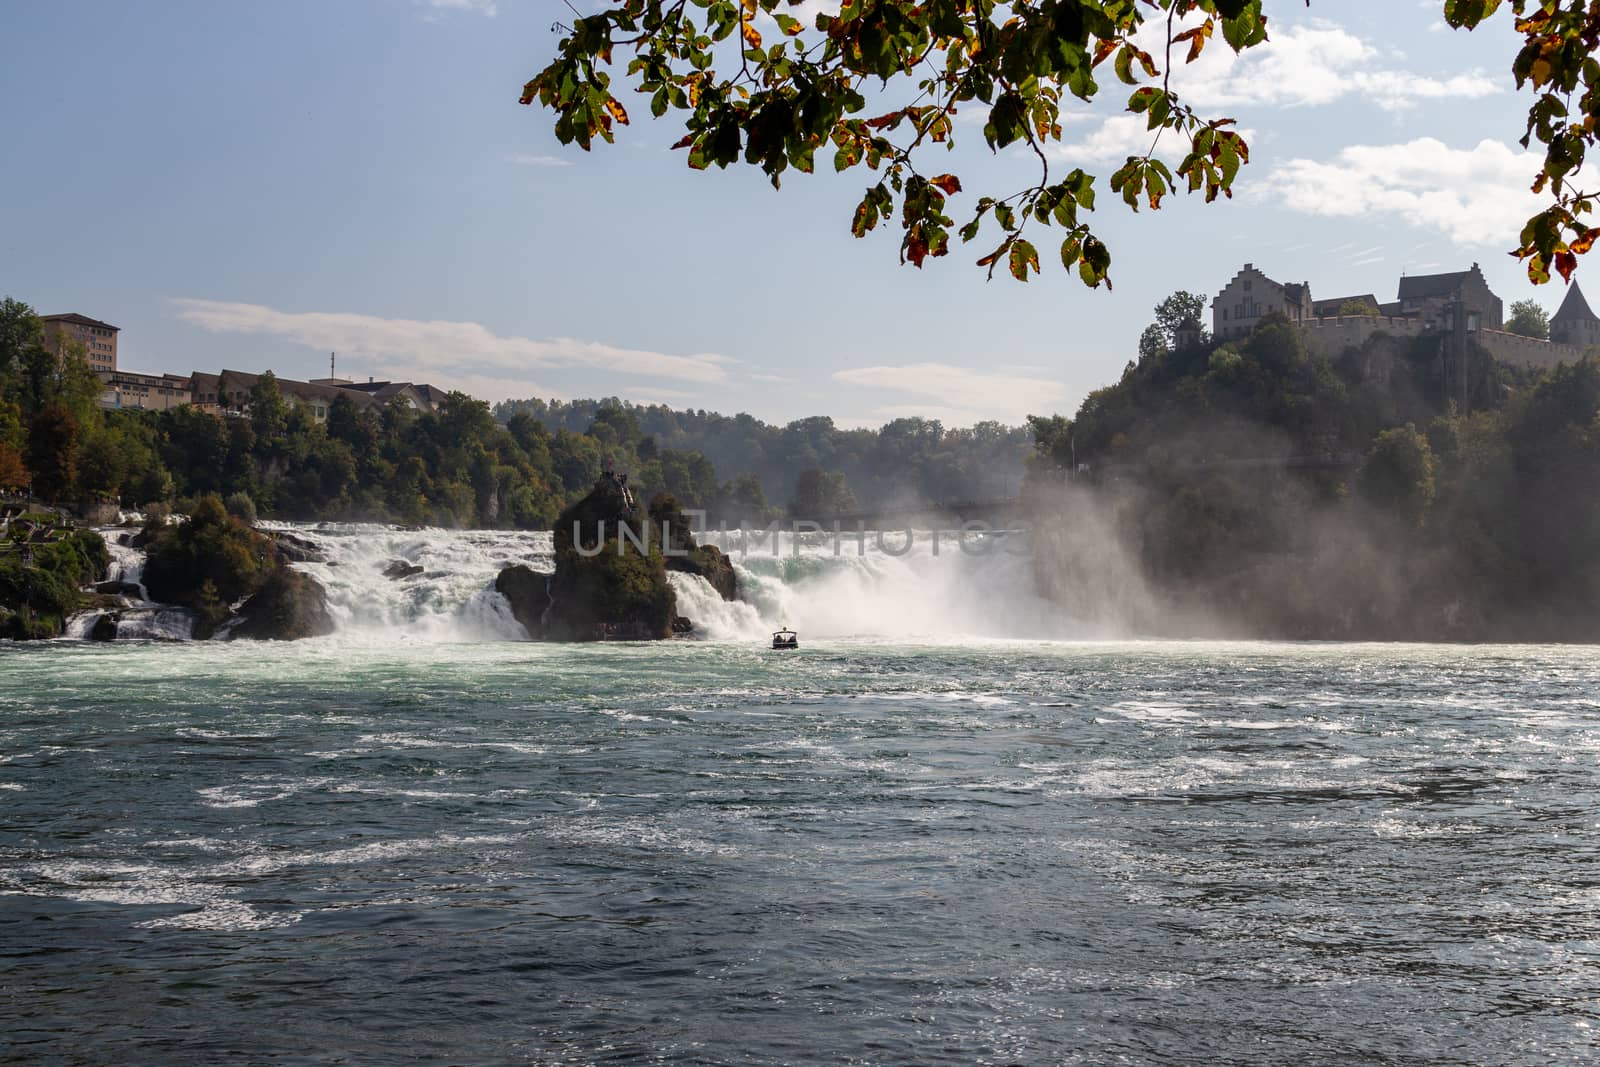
[139,494,333,640]
[496,478,737,641]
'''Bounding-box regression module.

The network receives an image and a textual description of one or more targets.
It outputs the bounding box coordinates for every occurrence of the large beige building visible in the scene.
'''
[1211,264,1314,340]
[42,313,119,374]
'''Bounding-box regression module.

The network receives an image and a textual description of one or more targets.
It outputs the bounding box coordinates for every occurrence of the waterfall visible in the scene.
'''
[64,521,1078,643]
[70,528,197,641]
[706,527,1076,640]
[267,524,549,641]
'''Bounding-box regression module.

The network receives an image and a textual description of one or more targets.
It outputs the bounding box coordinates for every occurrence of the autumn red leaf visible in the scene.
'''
[905,228,930,268]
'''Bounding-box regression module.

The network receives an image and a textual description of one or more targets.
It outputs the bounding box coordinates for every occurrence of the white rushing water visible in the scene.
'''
[703,526,1073,639]
[74,521,1075,643]
[266,523,546,641]
[74,529,196,641]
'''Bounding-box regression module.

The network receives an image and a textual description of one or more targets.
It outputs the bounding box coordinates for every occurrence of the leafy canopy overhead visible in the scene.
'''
[525,1,1600,288]
[523,0,1269,288]
[1445,0,1600,284]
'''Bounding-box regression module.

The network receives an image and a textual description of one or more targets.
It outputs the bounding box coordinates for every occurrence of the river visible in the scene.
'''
[2,525,1597,1063]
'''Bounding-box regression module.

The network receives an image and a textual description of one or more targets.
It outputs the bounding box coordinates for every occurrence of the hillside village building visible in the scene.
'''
[100,370,193,412]
[184,371,445,423]
[42,313,119,374]
[38,312,443,418]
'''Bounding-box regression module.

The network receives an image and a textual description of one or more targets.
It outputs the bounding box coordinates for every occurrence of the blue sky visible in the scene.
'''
[0,1,1557,428]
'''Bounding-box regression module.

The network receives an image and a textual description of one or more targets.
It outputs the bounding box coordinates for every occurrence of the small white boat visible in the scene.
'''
[771,628,798,650]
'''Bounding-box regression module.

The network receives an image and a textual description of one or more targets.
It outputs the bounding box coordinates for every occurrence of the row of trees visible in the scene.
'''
[495,396,1033,512]
[0,298,646,525]
[2,297,990,527]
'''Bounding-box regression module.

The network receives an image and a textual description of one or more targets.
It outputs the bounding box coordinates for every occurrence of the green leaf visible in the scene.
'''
[1442,0,1502,29]
[1008,238,1039,282]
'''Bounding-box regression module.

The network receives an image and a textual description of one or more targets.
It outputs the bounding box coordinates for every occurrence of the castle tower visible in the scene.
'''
[1550,281,1600,349]
[1174,316,1204,350]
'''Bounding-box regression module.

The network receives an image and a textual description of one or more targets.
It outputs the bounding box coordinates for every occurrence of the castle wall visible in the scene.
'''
[1476,329,1585,370]
[1294,317,1584,370]
[1296,316,1427,361]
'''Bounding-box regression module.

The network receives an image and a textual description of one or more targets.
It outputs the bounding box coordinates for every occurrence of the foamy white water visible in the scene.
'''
[70,522,1084,643]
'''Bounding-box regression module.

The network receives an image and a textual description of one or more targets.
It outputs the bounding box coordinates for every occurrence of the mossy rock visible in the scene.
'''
[495,564,549,639]
[142,495,276,609]
[649,492,738,602]
[230,568,335,641]
[542,477,677,640]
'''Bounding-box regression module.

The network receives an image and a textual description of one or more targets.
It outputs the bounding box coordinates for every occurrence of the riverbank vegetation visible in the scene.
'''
[0,525,107,639]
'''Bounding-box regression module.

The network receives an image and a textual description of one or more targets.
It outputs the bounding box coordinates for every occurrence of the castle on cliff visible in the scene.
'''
[1209,262,1598,374]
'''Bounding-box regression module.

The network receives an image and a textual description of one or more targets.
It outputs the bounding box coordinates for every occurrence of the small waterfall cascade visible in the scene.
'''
[67,528,197,641]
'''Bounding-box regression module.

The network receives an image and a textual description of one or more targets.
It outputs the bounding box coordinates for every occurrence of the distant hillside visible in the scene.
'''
[494,397,1033,512]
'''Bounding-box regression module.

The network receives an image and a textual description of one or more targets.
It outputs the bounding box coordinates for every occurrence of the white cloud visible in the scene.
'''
[1138,19,1496,112]
[1053,113,1254,165]
[1047,18,1480,168]
[171,300,733,395]
[832,362,1066,423]
[361,364,564,404]
[418,0,497,16]
[619,385,701,401]
[1260,137,1576,248]
[1067,115,1161,163]
[505,153,572,168]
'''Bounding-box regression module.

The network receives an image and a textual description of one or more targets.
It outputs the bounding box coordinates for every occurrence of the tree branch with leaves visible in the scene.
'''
[522,0,1266,288]
[525,0,1600,289]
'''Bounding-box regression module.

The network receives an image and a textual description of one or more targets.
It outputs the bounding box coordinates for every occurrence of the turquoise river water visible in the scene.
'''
[4,638,1599,1064]
[2,526,1599,1063]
